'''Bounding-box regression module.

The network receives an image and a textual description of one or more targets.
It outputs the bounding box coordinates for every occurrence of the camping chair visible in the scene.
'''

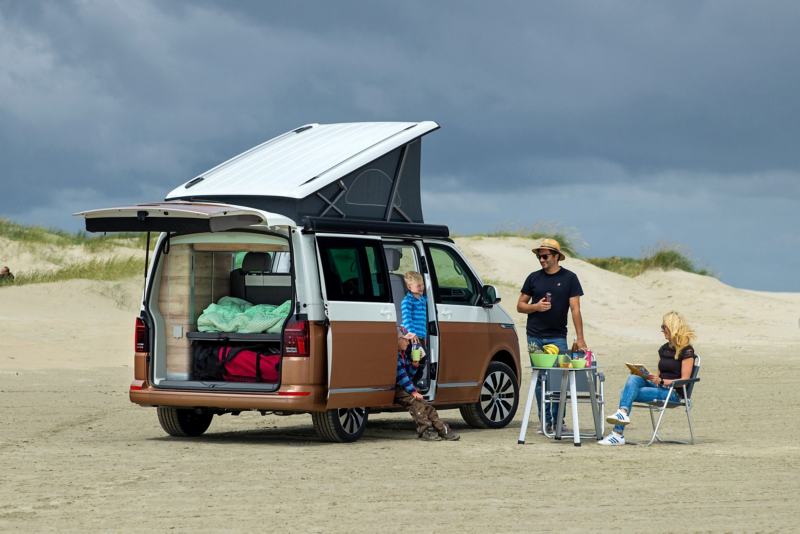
[540,362,605,438]
[627,356,701,446]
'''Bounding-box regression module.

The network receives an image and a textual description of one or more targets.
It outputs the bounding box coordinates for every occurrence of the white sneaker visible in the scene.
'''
[598,432,625,446]
[606,410,630,426]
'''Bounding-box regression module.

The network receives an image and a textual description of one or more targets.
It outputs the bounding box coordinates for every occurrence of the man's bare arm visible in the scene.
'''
[569,295,587,350]
[518,293,549,314]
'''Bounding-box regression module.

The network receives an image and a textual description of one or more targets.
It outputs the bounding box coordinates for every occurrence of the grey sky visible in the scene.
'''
[1,1,799,290]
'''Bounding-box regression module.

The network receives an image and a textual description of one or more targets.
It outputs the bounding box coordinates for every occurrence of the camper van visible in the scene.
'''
[77,121,521,442]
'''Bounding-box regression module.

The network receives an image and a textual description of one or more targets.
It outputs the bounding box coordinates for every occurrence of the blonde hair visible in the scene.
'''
[404,271,423,285]
[663,311,696,359]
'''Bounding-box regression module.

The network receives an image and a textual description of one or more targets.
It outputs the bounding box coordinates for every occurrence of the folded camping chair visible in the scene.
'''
[540,360,605,438]
[627,356,701,446]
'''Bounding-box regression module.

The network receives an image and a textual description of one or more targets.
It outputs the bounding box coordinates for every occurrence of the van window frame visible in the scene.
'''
[424,242,480,306]
[316,236,391,304]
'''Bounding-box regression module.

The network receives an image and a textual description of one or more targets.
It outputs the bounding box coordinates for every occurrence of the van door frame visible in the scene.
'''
[314,233,398,409]
[381,238,439,402]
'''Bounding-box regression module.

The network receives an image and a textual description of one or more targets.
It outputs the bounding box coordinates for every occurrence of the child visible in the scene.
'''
[401,271,427,346]
[395,327,460,441]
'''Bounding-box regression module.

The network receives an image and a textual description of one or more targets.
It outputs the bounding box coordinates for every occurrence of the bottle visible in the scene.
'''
[571,337,579,359]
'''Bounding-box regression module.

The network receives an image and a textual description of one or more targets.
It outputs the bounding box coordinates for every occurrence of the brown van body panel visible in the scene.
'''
[435,324,520,404]
[327,320,396,409]
[130,384,327,412]
[437,321,492,385]
[134,352,147,381]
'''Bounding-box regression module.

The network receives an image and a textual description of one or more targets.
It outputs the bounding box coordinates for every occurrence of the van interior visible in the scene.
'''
[148,231,293,391]
[384,243,432,394]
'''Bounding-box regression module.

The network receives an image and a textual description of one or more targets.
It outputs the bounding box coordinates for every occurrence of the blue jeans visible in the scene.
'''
[614,375,680,435]
[528,336,568,427]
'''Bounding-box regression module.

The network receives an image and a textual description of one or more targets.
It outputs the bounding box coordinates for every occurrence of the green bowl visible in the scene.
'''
[570,359,587,369]
[530,353,557,368]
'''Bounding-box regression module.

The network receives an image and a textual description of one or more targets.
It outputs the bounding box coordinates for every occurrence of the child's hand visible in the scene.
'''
[412,361,419,367]
[412,392,424,401]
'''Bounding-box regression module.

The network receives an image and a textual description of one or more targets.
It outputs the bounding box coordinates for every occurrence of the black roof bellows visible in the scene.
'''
[293,125,313,134]
[302,216,449,238]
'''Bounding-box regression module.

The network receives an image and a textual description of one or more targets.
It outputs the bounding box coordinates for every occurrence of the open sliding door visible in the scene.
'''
[315,235,398,409]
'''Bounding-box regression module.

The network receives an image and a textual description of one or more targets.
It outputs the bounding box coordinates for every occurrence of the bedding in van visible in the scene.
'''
[197,296,291,334]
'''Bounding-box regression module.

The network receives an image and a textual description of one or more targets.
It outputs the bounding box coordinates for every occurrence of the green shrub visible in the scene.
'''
[0,217,152,251]
[585,241,715,278]
[8,256,146,287]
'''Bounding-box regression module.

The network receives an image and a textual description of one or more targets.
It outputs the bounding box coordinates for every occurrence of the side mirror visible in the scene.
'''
[481,285,501,307]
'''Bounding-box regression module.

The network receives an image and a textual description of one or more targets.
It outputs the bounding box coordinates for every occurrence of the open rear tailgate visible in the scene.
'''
[74,202,295,233]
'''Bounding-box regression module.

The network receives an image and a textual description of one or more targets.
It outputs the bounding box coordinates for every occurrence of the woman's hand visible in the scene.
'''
[646,373,659,383]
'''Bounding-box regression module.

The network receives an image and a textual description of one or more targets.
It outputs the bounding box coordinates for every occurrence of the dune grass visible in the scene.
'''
[453,221,587,258]
[0,217,151,252]
[585,240,715,278]
[7,256,146,287]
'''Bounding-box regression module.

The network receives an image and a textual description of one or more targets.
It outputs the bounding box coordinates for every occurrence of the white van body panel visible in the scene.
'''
[165,122,439,200]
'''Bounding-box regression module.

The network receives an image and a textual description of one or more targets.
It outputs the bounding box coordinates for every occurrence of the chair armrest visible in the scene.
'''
[671,378,699,387]
[597,372,605,382]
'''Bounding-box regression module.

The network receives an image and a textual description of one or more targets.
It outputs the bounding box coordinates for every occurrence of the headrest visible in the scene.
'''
[242,252,272,273]
[384,248,401,271]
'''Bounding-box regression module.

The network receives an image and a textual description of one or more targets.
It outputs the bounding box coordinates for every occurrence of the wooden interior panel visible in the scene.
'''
[165,326,196,374]
[165,251,192,325]
[193,251,213,319]
[212,252,232,303]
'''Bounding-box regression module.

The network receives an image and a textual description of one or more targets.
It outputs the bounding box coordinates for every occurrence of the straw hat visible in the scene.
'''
[531,238,565,261]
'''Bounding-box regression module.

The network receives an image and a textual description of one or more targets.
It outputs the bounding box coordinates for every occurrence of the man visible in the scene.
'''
[516,238,587,434]
[0,266,14,285]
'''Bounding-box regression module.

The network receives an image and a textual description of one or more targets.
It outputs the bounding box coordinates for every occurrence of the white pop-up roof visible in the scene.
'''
[166,121,439,201]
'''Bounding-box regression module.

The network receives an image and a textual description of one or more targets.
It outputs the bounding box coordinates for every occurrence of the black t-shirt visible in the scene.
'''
[658,344,695,397]
[520,267,583,338]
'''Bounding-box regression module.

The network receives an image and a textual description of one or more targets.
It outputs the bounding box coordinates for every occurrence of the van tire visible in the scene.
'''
[157,407,213,437]
[459,361,519,429]
[312,408,368,443]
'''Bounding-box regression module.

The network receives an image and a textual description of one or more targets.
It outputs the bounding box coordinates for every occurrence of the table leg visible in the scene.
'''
[587,369,603,440]
[569,372,581,446]
[518,370,538,445]
[554,372,568,440]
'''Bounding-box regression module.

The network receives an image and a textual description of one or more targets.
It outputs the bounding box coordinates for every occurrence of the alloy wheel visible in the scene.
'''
[480,370,516,422]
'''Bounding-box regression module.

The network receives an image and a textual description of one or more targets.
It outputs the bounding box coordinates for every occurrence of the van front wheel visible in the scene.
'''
[157,407,213,437]
[460,361,519,429]
[312,408,368,443]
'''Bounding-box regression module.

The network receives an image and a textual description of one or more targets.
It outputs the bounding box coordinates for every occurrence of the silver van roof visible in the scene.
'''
[165,121,439,201]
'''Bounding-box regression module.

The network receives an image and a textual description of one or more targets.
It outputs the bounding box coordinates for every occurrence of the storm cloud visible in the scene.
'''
[1,1,799,290]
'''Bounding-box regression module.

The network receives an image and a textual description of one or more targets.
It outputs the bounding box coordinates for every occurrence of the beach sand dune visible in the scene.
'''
[1,237,798,531]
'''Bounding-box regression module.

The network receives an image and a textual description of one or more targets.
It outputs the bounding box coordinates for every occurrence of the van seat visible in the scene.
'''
[384,248,407,323]
[230,252,290,305]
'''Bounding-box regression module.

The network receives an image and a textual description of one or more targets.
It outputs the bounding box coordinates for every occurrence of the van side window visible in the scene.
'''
[317,237,389,303]
[427,244,478,305]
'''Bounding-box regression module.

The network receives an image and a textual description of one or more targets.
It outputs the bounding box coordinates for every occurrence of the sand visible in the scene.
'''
[1,236,799,532]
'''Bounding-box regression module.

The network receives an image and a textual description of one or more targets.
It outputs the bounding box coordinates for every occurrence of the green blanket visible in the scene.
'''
[197,297,291,334]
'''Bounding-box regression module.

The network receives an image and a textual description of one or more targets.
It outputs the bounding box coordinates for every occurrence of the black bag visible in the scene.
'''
[193,344,281,383]
[193,344,224,381]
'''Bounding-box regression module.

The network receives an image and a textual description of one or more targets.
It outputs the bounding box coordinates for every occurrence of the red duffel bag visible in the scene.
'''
[219,346,280,382]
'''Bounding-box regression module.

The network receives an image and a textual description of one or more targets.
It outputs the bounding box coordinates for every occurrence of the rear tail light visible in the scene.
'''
[135,317,149,352]
[283,319,309,357]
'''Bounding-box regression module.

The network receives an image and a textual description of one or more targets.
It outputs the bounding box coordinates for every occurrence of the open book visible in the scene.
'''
[625,363,651,379]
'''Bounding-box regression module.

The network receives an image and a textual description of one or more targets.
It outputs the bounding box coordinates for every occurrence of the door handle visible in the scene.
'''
[440,308,452,318]
[380,308,393,319]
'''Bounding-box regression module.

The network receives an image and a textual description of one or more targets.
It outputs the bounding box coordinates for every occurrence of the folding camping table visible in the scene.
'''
[518,366,605,446]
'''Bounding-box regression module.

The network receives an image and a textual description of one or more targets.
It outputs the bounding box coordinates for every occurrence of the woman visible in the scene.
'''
[598,311,697,446]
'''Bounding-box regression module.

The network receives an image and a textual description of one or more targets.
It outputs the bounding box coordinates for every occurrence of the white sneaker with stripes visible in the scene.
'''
[598,432,625,446]
[606,410,630,426]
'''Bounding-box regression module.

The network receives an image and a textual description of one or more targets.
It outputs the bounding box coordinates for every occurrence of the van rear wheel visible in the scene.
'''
[460,361,519,429]
[157,407,213,437]
[312,408,368,443]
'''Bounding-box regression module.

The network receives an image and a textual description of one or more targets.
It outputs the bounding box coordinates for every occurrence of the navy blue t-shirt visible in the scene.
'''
[520,267,583,338]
